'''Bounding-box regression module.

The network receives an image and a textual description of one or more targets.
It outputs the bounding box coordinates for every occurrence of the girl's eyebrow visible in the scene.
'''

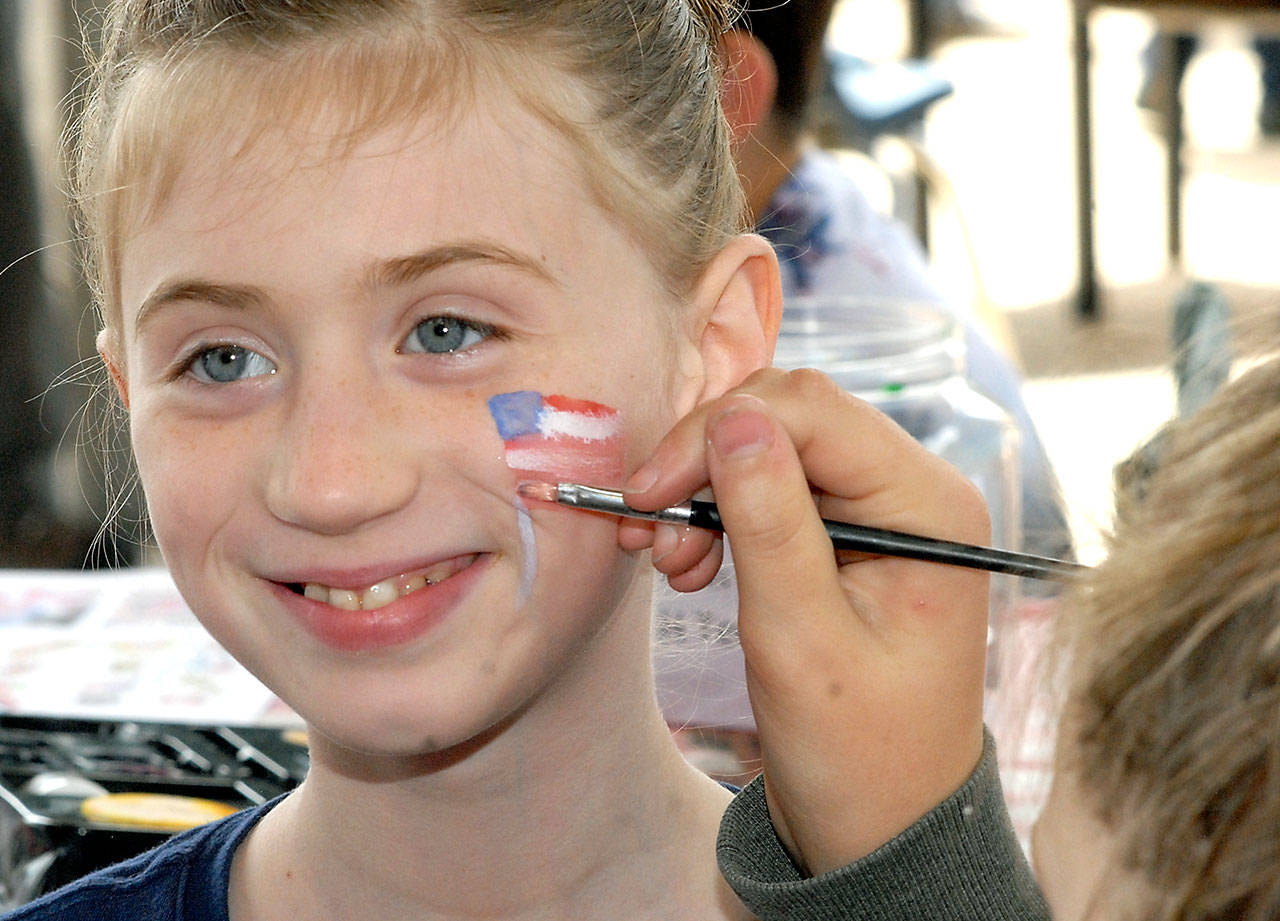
[369,241,560,290]
[135,280,265,332]
[134,241,559,331]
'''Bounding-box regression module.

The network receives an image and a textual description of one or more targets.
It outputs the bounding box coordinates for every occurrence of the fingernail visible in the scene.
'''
[651,524,680,562]
[624,463,659,495]
[709,406,774,460]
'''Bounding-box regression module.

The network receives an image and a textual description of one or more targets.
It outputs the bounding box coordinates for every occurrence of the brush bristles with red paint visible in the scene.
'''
[516,482,559,503]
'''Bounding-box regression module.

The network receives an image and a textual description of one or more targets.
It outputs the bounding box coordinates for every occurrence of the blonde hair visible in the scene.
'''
[72,0,747,341]
[1057,322,1280,920]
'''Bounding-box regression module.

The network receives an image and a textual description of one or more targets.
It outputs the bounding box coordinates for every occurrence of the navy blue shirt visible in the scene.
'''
[1,798,280,920]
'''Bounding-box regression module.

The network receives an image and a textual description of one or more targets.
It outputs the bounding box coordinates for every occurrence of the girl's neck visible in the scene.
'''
[230,578,749,921]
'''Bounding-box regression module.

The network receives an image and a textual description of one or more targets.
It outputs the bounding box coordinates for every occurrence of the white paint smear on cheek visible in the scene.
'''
[514,496,538,606]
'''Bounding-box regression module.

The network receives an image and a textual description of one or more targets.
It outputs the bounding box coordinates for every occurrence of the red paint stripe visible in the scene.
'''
[542,394,618,417]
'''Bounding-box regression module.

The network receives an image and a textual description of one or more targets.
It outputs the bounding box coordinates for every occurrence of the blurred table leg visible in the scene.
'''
[908,0,927,58]
[1072,2,1100,319]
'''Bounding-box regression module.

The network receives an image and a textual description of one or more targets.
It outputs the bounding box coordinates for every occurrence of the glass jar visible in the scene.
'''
[654,297,1021,735]
[772,297,1021,565]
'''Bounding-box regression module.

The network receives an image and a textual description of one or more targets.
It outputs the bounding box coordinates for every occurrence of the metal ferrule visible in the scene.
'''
[555,484,693,524]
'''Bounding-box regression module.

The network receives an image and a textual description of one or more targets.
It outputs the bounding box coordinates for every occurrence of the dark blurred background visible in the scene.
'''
[1,1,139,569]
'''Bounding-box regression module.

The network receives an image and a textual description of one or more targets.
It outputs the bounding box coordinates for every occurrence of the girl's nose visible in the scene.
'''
[265,375,419,536]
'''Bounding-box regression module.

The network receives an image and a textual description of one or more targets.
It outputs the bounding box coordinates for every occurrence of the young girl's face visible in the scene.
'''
[112,80,701,757]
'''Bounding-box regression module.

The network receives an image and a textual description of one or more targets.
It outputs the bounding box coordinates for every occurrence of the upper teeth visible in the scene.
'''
[301,556,475,611]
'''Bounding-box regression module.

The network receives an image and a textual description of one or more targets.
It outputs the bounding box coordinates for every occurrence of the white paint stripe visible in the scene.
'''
[539,408,621,442]
[504,444,626,482]
[515,497,538,606]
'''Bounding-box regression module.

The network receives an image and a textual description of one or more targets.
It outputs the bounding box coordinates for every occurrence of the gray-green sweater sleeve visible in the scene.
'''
[716,730,1050,920]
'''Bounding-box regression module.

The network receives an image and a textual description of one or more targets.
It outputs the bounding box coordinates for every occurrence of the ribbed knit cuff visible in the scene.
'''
[717,729,1050,921]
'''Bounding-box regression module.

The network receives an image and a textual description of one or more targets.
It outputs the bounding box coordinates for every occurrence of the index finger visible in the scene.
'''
[625,368,989,547]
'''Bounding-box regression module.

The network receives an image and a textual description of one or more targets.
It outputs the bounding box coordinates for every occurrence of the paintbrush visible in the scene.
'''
[517,481,1086,582]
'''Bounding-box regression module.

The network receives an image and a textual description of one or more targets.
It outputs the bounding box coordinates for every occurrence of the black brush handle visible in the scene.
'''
[686,498,1083,582]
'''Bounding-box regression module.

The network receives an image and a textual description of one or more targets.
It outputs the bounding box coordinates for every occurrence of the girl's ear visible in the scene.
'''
[683,233,782,411]
[96,328,130,409]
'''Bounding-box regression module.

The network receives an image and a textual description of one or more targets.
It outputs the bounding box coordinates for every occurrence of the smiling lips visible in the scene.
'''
[292,555,480,611]
[280,553,487,651]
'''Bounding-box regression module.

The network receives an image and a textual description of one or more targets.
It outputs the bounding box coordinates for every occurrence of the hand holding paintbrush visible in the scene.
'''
[611,369,1005,876]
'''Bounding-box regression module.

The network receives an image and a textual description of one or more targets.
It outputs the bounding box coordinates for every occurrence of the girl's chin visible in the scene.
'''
[282,665,536,764]
[299,707,519,771]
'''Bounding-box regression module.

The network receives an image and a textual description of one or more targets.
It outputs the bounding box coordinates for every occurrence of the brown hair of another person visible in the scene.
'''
[1057,326,1280,921]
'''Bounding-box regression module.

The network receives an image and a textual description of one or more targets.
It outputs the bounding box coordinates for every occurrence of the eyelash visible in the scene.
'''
[171,342,276,385]
[398,314,506,357]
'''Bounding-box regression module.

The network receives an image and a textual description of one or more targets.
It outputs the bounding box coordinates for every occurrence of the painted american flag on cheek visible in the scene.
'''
[487,391,626,487]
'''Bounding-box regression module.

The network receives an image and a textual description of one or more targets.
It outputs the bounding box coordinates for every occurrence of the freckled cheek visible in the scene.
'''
[418,396,513,478]
[619,398,679,472]
[128,411,258,553]
[612,348,689,468]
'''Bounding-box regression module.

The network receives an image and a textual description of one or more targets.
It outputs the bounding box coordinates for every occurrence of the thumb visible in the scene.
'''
[706,397,849,652]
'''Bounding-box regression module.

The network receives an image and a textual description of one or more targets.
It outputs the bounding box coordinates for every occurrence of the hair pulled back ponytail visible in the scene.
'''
[76,0,751,330]
[684,0,742,38]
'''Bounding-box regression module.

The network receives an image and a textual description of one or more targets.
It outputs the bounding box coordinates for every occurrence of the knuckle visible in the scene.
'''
[960,481,992,540]
[786,366,839,401]
[740,366,787,390]
[942,463,992,543]
[736,505,810,559]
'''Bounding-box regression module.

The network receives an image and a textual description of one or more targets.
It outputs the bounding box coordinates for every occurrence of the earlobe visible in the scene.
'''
[96,328,130,410]
[719,29,779,146]
[686,233,782,409]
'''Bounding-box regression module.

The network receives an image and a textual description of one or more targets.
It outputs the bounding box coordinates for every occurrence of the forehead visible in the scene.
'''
[115,59,654,317]
[141,88,582,244]
[109,38,635,287]
[116,38,557,223]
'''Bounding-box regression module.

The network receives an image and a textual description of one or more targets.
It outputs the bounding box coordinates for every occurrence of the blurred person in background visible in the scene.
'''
[721,0,1072,561]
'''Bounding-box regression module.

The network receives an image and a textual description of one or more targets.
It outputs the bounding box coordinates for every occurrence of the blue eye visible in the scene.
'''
[188,345,277,383]
[404,316,492,355]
